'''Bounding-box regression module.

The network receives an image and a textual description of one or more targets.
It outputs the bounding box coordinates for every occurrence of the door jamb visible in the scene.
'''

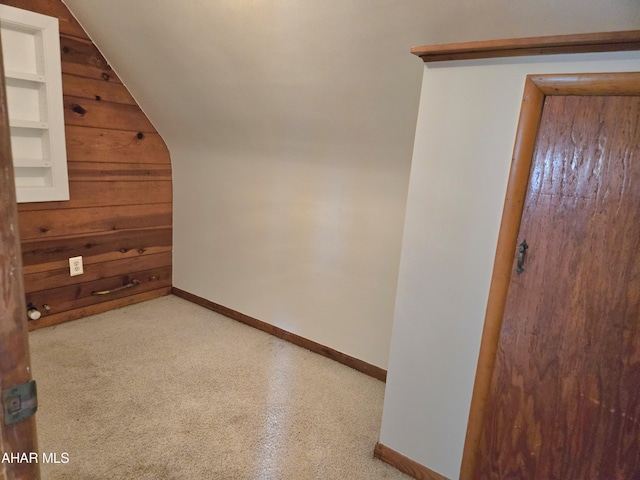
[459,71,640,480]
[0,31,40,479]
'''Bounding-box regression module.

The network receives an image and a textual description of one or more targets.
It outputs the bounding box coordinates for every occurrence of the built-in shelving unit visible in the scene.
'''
[0,4,68,202]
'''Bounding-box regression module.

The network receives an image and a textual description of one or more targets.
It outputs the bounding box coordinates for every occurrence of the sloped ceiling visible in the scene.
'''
[58,0,640,371]
[61,0,640,153]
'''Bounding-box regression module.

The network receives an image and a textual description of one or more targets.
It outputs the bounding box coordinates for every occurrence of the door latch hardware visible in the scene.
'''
[2,380,37,425]
[516,240,528,275]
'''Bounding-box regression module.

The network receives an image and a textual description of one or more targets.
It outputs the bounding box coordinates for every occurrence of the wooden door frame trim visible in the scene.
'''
[0,30,40,478]
[411,30,640,62]
[459,71,640,480]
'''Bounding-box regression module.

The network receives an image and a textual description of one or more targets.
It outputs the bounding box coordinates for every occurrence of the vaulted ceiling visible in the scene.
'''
[61,0,640,155]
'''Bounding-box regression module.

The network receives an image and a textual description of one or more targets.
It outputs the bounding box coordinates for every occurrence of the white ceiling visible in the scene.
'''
[60,0,640,155]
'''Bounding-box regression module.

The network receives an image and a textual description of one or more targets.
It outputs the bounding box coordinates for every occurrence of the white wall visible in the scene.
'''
[61,0,435,369]
[380,51,640,478]
[164,3,429,369]
[62,0,640,370]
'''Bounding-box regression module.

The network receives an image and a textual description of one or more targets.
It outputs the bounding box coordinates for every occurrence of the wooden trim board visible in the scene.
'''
[27,287,171,331]
[458,72,640,479]
[411,30,640,62]
[171,287,387,382]
[374,443,449,480]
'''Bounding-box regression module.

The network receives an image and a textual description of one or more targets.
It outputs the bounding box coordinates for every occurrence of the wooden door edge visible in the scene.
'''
[459,71,640,479]
[0,30,41,478]
[458,76,545,479]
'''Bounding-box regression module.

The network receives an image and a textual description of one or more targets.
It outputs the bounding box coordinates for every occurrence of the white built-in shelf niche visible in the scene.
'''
[0,4,68,203]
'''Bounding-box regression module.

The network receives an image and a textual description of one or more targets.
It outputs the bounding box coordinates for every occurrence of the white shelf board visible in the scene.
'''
[9,119,49,129]
[13,157,51,168]
[5,70,45,82]
[1,4,69,203]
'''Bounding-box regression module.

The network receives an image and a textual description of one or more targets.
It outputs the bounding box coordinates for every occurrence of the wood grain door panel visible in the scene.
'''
[476,93,640,479]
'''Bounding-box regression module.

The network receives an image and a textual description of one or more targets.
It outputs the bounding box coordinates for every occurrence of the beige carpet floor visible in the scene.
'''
[28,295,411,479]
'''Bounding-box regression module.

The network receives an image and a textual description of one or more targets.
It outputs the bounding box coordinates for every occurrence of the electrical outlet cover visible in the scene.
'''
[69,256,83,276]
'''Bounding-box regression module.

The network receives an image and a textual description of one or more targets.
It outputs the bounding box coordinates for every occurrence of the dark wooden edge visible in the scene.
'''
[374,442,449,480]
[0,28,41,478]
[171,287,387,382]
[459,72,640,479]
[411,30,640,62]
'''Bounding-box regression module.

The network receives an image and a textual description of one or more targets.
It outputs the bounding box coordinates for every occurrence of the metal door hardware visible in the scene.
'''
[516,240,528,275]
[3,380,37,425]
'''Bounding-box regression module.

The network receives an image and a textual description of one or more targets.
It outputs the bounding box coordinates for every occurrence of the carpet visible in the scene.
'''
[28,295,410,479]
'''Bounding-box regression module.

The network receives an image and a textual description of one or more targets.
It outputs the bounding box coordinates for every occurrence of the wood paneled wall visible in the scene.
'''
[1,0,172,330]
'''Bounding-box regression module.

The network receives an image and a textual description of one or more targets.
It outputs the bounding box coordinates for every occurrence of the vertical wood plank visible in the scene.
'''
[0,31,40,479]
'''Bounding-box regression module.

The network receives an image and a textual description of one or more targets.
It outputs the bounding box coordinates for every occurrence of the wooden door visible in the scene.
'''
[461,73,640,480]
